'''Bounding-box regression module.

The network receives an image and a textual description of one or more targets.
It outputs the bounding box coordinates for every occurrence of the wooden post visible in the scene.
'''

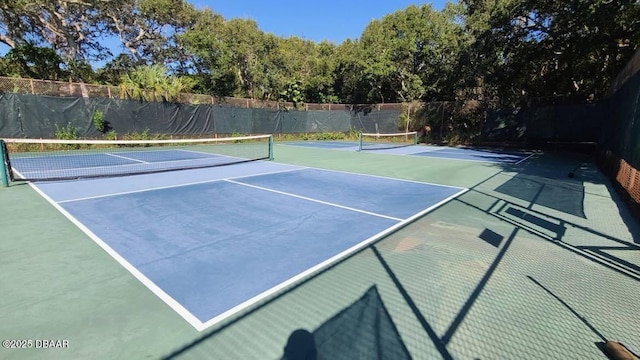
[440,102,445,141]
[406,103,411,134]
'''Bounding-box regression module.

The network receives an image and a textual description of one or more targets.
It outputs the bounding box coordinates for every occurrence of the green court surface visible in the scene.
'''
[1,143,639,360]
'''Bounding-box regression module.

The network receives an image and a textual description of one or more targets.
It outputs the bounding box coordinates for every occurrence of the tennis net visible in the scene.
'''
[358,132,418,151]
[0,134,273,183]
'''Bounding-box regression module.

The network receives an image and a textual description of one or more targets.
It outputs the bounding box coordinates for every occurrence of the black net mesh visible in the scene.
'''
[3,135,272,182]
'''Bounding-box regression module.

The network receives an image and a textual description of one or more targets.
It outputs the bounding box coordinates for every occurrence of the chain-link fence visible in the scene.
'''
[597,48,640,214]
[402,99,602,148]
[0,76,373,111]
[0,76,608,149]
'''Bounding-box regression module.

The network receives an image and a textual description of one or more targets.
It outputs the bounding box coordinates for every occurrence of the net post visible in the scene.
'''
[357,132,362,152]
[268,135,274,160]
[0,140,9,187]
[414,131,418,145]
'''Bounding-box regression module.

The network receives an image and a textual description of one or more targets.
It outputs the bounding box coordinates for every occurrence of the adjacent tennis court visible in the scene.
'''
[284,139,532,164]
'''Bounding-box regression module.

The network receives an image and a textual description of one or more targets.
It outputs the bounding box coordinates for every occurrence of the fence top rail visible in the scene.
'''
[0,75,428,110]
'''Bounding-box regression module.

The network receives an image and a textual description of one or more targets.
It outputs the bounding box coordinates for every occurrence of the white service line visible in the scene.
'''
[291,165,467,190]
[197,186,468,331]
[29,163,469,332]
[276,143,359,151]
[105,152,150,164]
[514,153,535,165]
[176,148,229,157]
[57,166,309,203]
[405,153,519,164]
[225,179,404,222]
[27,181,206,331]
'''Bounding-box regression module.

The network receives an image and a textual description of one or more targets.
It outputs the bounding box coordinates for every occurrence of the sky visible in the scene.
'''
[193,1,449,44]
[0,1,449,66]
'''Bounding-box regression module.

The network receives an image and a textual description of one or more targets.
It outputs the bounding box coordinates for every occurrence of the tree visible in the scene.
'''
[269,37,336,103]
[179,10,253,97]
[334,4,468,104]
[119,64,194,102]
[104,0,198,69]
[96,53,144,85]
[0,0,113,63]
[333,39,371,103]
[462,0,640,106]
[218,18,267,99]
[2,43,67,80]
[305,41,339,103]
[175,8,229,95]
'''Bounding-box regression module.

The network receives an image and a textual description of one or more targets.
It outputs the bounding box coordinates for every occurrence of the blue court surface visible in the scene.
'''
[282,141,531,164]
[400,146,531,164]
[31,159,466,331]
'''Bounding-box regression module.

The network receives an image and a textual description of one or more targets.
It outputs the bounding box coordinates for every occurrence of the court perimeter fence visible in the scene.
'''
[0,74,638,214]
[0,76,603,145]
[597,48,640,216]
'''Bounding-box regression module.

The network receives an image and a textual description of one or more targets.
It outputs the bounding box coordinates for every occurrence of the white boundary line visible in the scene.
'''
[276,143,361,151]
[57,162,464,204]
[405,152,522,164]
[25,163,469,332]
[105,152,150,164]
[515,153,535,165]
[57,167,308,203]
[276,142,531,165]
[411,149,531,160]
[197,187,469,330]
[176,148,238,157]
[27,182,207,330]
[225,179,404,222]
[414,149,525,156]
[382,149,527,164]
[288,164,467,190]
[397,147,441,154]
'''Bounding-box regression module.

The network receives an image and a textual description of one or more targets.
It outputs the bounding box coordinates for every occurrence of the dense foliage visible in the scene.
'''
[0,0,638,106]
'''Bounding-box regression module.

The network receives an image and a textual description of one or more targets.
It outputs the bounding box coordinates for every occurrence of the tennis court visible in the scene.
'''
[1,136,639,360]
[2,139,466,331]
[42,165,465,330]
[283,133,532,164]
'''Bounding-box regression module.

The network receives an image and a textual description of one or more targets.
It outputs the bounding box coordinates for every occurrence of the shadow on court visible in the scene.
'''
[496,151,638,244]
[492,152,606,218]
[158,197,527,360]
[526,276,634,360]
[159,151,639,360]
[495,172,587,218]
[158,241,424,359]
[161,228,517,360]
[281,286,411,360]
[458,164,640,282]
